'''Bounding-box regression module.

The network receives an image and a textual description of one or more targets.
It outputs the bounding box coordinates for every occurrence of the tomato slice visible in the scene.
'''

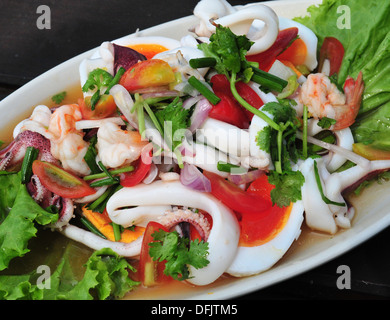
[208,92,250,129]
[32,160,96,198]
[78,94,117,120]
[246,27,299,71]
[120,149,152,187]
[203,171,272,216]
[209,74,263,126]
[119,59,176,93]
[139,221,172,287]
[235,81,264,120]
[318,37,345,76]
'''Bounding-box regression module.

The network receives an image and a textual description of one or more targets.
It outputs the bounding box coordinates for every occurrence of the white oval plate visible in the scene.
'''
[1,0,390,300]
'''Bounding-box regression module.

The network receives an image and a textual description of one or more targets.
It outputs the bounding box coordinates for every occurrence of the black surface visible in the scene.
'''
[0,0,389,300]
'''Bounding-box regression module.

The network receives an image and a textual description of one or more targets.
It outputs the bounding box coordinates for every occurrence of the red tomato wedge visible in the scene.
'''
[235,81,264,120]
[78,94,117,120]
[209,74,263,126]
[119,59,176,93]
[246,27,299,71]
[208,92,250,129]
[32,160,96,198]
[139,221,172,287]
[318,37,345,76]
[203,171,272,216]
[120,149,152,187]
[240,174,292,247]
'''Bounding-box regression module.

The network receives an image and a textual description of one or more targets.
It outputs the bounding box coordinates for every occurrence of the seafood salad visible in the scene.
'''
[1,0,390,299]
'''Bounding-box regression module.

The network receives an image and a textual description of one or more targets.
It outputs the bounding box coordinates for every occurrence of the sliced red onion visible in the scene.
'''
[113,43,146,74]
[182,95,202,110]
[141,90,180,100]
[109,84,138,129]
[180,163,211,192]
[142,163,158,184]
[189,98,212,133]
[178,139,196,157]
[227,169,265,185]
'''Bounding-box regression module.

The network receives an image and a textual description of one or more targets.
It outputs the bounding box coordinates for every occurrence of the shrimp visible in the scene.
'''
[299,72,364,130]
[96,121,148,168]
[48,104,91,176]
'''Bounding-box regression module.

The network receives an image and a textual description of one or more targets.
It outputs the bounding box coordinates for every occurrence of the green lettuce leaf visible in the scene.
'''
[0,247,139,300]
[294,0,390,145]
[0,173,58,271]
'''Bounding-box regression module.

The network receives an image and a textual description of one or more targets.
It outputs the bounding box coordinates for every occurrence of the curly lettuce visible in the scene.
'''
[0,247,139,300]
[0,171,58,271]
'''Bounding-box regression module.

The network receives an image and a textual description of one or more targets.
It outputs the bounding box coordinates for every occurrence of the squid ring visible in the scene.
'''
[106,180,240,286]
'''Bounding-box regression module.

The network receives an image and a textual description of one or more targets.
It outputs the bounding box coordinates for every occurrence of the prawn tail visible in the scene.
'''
[334,71,364,130]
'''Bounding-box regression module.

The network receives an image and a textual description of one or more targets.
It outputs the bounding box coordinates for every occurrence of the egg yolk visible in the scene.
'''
[128,44,169,59]
[277,38,307,67]
[238,174,293,247]
[238,204,292,247]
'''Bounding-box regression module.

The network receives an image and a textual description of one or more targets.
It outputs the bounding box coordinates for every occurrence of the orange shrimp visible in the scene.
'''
[334,71,364,130]
[299,71,364,130]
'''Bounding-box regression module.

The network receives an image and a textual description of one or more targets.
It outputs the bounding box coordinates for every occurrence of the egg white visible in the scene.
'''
[226,200,304,277]
[278,17,318,71]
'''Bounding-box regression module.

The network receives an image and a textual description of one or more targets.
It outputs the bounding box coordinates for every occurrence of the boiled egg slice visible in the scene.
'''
[277,17,318,72]
[226,200,304,277]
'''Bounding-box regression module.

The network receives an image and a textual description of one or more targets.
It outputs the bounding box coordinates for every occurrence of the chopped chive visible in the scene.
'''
[189,57,217,69]
[313,160,345,207]
[90,176,119,188]
[111,222,122,242]
[188,76,221,105]
[143,101,164,136]
[250,67,288,93]
[80,216,107,239]
[84,136,102,174]
[21,146,39,184]
[137,101,146,138]
[98,161,115,179]
[87,184,123,213]
[84,165,134,181]
[217,161,246,174]
[302,105,308,159]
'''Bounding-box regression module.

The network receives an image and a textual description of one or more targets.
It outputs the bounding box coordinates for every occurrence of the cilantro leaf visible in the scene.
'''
[82,68,113,93]
[262,101,297,124]
[317,117,337,129]
[201,25,253,78]
[51,91,67,104]
[267,170,305,207]
[256,126,272,153]
[148,229,209,281]
[155,97,190,150]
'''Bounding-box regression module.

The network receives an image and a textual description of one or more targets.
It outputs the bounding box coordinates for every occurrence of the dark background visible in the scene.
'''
[0,0,389,300]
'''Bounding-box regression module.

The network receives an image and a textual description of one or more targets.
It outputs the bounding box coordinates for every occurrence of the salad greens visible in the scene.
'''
[295,0,390,149]
[0,247,139,300]
[0,158,138,300]
[0,171,58,271]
